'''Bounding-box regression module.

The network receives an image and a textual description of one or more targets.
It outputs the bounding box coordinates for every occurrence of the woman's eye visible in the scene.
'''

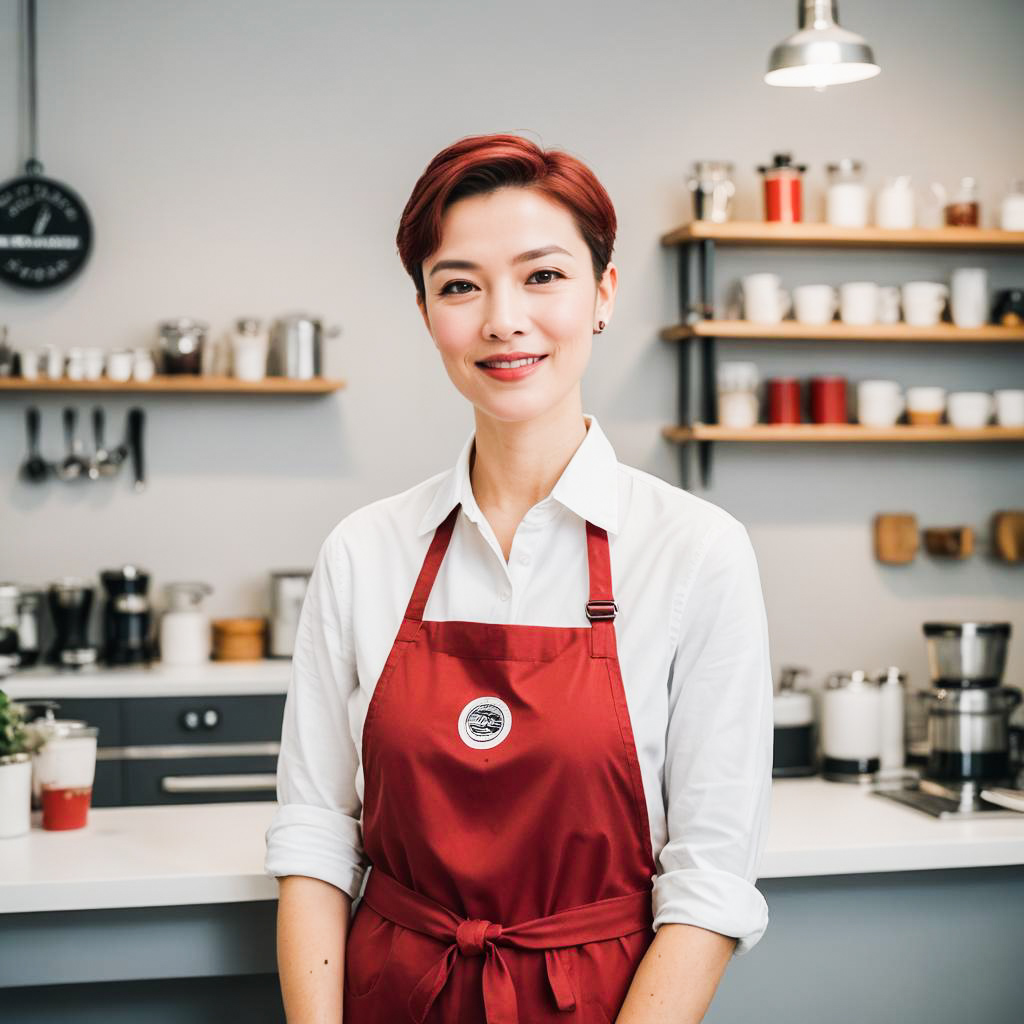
[528,269,564,285]
[439,280,475,296]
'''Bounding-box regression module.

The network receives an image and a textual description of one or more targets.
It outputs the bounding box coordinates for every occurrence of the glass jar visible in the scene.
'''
[757,153,807,223]
[999,178,1024,231]
[826,159,869,228]
[717,361,760,428]
[945,176,980,227]
[685,161,736,223]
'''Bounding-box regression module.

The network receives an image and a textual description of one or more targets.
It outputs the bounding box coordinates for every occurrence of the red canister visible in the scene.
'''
[758,153,807,223]
[810,376,848,424]
[768,378,802,424]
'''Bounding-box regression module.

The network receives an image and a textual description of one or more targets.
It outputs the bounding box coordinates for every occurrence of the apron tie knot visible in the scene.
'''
[457,917,502,956]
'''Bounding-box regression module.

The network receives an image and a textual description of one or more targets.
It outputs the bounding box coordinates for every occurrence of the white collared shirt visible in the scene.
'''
[264,413,773,955]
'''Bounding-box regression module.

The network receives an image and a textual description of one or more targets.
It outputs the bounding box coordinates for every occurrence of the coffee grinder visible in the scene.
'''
[100,565,153,665]
[47,578,99,668]
[873,622,1023,818]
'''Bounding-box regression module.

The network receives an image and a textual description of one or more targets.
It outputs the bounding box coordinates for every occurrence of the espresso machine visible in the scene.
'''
[100,565,153,665]
[873,622,1023,818]
[47,578,99,668]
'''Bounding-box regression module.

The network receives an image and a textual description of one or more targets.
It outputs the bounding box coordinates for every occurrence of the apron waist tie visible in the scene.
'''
[360,866,652,1024]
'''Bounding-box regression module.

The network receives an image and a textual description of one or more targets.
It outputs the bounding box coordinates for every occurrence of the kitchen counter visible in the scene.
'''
[1,660,291,699]
[2,778,1021,1024]
[2,777,1023,914]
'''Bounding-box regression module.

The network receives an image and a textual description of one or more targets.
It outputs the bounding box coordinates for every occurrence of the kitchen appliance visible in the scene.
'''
[772,666,817,777]
[47,578,98,668]
[100,565,153,666]
[158,318,208,374]
[267,313,341,380]
[872,621,1023,818]
[0,583,21,676]
[268,570,312,658]
[159,582,213,666]
[16,588,42,667]
[820,669,881,783]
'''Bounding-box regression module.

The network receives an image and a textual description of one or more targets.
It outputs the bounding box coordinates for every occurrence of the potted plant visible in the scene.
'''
[0,690,45,838]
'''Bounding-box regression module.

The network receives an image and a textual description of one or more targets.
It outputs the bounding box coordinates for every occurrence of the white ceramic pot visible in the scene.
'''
[0,754,33,838]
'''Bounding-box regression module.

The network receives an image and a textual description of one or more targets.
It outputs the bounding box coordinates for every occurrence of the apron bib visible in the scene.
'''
[344,502,657,1023]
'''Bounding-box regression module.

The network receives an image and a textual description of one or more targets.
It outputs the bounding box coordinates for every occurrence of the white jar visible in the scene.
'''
[826,159,869,228]
[229,318,269,382]
[106,349,133,382]
[65,348,86,381]
[875,176,915,229]
[20,349,41,380]
[821,670,882,781]
[1000,179,1024,231]
[133,349,156,382]
[876,666,906,772]
[82,348,105,381]
[717,361,760,428]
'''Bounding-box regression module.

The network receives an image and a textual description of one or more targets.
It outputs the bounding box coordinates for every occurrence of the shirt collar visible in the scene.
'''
[416,413,620,537]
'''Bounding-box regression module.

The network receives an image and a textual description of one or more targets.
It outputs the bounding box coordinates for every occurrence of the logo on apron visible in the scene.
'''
[457,696,512,749]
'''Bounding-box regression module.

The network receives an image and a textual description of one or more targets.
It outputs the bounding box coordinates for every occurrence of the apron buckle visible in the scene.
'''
[585,600,618,621]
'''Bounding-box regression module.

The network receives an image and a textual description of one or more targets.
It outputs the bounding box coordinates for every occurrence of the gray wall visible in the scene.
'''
[1,0,1022,694]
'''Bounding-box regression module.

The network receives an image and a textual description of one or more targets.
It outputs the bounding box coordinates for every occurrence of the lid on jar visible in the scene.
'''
[757,152,807,173]
[691,160,735,177]
[826,669,877,689]
[826,158,864,174]
[235,317,262,335]
[875,666,906,686]
[717,361,760,392]
[923,621,1011,638]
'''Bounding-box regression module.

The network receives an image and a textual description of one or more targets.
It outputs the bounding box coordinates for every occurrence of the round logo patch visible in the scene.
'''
[458,696,512,750]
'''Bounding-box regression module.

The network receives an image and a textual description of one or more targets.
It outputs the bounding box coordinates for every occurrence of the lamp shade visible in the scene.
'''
[766,0,880,88]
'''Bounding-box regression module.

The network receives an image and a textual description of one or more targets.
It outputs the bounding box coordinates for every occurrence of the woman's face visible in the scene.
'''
[417,186,616,425]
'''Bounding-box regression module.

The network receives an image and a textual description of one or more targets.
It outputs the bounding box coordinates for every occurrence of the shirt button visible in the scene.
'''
[518,552,530,566]
[500,588,511,601]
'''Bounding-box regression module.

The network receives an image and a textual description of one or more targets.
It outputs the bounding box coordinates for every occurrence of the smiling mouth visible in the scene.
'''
[476,355,548,369]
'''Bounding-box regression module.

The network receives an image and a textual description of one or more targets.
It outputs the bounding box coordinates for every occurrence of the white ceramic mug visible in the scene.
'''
[906,386,946,425]
[901,281,949,327]
[947,390,994,428]
[742,273,791,324]
[106,350,133,382]
[840,282,879,326]
[793,284,838,326]
[19,349,40,380]
[82,348,105,381]
[877,286,901,325]
[994,389,1024,427]
[950,267,988,329]
[857,379,904,427]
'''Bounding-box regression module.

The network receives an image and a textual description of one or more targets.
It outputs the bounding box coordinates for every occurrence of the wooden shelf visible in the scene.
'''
[0,375,346,395]
[664,424,1024,443]
[660,321,1024,343]
[660,220,1024,249]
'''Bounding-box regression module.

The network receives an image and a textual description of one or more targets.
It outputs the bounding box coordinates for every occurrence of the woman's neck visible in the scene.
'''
[469,398,589,526]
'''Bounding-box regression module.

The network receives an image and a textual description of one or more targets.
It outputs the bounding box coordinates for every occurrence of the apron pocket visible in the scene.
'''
[345,903,398,999]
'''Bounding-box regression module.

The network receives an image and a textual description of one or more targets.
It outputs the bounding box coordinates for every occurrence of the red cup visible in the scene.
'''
[768,378,802,424]
[810,376,848,424]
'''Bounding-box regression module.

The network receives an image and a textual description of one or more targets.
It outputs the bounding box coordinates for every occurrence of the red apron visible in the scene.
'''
[344,502,657,1023]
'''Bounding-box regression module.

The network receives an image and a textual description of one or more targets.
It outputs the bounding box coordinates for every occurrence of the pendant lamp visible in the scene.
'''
[765,0,880,89]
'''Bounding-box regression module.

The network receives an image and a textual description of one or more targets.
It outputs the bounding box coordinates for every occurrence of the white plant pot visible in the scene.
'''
[0,754,33,838]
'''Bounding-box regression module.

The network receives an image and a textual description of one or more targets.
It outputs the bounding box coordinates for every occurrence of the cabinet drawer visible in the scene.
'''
[122,694,286,745]
[123,754,279,806]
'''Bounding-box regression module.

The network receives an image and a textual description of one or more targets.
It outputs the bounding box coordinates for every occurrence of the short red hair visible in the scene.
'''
[396,133,617,302]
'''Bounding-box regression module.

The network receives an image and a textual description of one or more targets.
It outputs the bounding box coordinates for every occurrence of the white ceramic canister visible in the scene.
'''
[875,666,906,772]
[821,669,882,783]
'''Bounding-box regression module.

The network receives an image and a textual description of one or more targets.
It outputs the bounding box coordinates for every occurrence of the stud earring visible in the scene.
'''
[593,320,606,334]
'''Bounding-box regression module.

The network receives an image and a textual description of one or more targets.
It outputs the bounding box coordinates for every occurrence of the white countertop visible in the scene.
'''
[1,661,291,699]
[2,778,1023,915]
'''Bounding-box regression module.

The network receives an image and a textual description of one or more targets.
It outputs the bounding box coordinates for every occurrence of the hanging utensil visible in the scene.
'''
[127,407,146,492]
[0,0,93,290]
[19,406,50,483]
[56,407,88,481]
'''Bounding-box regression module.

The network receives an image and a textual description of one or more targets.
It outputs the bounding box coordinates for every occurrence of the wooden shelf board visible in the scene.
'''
[663,424,1024,443]
[660,321,1024,343]
[0,375,345,394]
[660,220,1024,249]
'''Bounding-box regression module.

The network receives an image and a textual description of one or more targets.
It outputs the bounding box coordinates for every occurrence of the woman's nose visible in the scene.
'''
[482,284,528,340]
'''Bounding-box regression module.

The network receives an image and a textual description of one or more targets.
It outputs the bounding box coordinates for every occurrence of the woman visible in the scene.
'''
[265,133,773,1024]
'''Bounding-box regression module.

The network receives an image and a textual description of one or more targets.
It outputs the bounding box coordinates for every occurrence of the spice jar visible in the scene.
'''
[825,159,869,227]
[945,176,981,227]
[757,152,807,223]
[717,361,760,428]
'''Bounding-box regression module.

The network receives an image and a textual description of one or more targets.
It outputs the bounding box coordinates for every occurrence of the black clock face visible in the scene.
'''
[0,174,93,289]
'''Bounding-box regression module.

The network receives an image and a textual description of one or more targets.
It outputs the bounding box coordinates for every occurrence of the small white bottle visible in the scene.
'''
[876,665,906,772]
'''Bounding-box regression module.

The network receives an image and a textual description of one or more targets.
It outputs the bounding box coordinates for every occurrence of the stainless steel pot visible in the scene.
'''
[267,314,342,380]
[922,621,1011,687]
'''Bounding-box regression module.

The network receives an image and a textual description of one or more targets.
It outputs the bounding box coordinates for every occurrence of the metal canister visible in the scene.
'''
[267,314,341,380]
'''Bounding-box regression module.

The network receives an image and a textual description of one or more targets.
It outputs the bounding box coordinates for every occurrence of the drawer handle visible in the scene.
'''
[160,773,278,793]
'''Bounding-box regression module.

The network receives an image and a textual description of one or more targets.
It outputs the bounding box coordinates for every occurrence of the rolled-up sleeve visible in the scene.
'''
[651,519,773,956]
[264,527,368,900]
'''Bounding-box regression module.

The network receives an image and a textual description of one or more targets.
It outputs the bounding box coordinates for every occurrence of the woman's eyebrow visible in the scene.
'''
[428,245,574,278]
